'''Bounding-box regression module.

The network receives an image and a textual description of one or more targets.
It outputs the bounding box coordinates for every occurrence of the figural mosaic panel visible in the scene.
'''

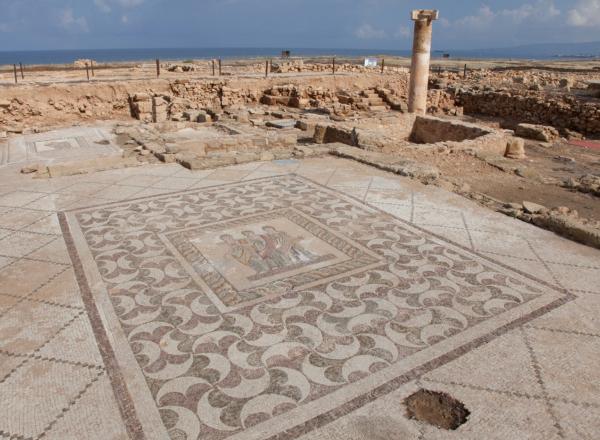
[62,175,569,440]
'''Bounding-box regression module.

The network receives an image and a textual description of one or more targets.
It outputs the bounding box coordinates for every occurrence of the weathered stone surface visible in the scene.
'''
[522,201,547,214]
[411,116,491,144]
[330,144,439,183]
[515,123,560,143]
[46,156,140,177]
[531,210,600,249]
[505,138,526,159]
[266,119,297,129]
[562,174,600,196]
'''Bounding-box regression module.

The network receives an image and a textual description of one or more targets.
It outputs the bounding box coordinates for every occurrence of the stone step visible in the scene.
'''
[361,92,379,99]
[361,97,385,105]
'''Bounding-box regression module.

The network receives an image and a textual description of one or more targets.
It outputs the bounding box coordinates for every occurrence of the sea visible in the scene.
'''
[0,46,599,66]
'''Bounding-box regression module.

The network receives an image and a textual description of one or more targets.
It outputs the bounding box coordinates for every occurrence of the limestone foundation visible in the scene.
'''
[408,9,439,114]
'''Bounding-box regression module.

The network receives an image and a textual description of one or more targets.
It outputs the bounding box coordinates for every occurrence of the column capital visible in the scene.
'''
[411,9,439,21]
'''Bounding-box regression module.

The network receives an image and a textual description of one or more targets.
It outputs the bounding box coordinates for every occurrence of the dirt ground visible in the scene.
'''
[399,140,600,221]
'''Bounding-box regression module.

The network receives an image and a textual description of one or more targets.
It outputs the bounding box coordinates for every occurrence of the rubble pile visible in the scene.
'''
[562,174,600,197]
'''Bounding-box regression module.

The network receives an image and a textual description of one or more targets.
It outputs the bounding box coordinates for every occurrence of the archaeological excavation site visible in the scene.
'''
[0,6,599,440]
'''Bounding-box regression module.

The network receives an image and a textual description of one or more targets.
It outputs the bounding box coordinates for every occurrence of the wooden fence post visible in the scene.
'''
[156,59,160,77]
[464,64,467,78]
[332,57,336,75]
[85,63,90,81]
[19,63,24,79]
[13,64,18,84]
[212,59,215,76]
[381,59,385,74]
[265,60,269,78]
[218,58,222,76]
[90,60,95,77]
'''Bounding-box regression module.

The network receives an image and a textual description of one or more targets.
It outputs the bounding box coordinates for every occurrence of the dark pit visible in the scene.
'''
[404,389,470,430]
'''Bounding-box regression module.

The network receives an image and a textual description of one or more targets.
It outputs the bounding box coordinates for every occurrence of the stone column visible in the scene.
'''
[408,9,439,114]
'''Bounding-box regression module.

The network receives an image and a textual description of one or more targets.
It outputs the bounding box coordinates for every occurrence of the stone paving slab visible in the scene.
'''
[0,157,598,440]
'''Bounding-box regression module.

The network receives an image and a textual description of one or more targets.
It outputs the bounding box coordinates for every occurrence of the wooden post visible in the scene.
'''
[13,64,18,84]
[212,59,215,76]
[381,59,385,74]
[19,63,24,79]
[218,58,222,76]
[156,59,160,77]
[332,57,336,75]
[90,60,95,77]
[464,63,467,78]
[85,63,90,81]
[265,60,269,78]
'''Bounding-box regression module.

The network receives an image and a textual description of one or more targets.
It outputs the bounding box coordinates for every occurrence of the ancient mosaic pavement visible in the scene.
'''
[60,174,571,440]
[1,126,120,167]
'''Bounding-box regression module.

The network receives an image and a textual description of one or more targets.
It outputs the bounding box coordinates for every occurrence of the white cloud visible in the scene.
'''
[394,25,411,39]
[568,0,600,27]
[455,1,560,29]
[355,24,385,40]
[117,0,144,6]
[455,5,495,30]
[95,0,145,13]
[439,17,451,28]
[59,8,89,33]
[500,0,560,23]
[94,0,112,13]
[121,15,129,24]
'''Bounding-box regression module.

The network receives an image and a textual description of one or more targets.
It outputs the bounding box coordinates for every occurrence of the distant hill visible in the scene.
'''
[442,41,600,59]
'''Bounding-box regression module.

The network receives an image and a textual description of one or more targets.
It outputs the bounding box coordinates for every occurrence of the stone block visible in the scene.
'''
[266,119,297,129]
[505,138,525,159]
[515,123,560,143]
[47,156,140,178]
[133,93,151,102]
[313,125,328,144]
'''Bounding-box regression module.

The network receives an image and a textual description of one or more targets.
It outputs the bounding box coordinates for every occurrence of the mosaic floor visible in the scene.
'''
[0,157,599,440]
[0,125,120,168]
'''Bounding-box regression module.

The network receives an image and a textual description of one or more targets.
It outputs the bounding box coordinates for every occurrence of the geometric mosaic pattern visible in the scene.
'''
[60,174,572,440]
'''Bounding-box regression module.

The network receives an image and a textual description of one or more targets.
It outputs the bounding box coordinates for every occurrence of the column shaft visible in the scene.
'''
[408,18,434,114]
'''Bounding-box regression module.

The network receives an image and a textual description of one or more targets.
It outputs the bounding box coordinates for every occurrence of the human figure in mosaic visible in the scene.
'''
[220,233,269,273]
[262,226,316,264]
[257,228,289,268]
[241,230,279,271]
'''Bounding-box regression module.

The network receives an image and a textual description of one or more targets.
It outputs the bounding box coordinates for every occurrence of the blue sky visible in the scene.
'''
[1,0,600,51]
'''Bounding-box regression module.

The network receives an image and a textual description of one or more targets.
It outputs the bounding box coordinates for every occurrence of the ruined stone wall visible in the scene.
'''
[456,90,600,135]
[0,74,410,132]
[0,81,165,132]
[271,60,409,75]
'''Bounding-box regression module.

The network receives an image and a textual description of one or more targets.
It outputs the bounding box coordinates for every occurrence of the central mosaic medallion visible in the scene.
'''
[163,208,382,311]
[61,174,570,440]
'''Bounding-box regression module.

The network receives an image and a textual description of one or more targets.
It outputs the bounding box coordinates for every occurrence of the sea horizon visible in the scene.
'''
[1,44,600,66]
